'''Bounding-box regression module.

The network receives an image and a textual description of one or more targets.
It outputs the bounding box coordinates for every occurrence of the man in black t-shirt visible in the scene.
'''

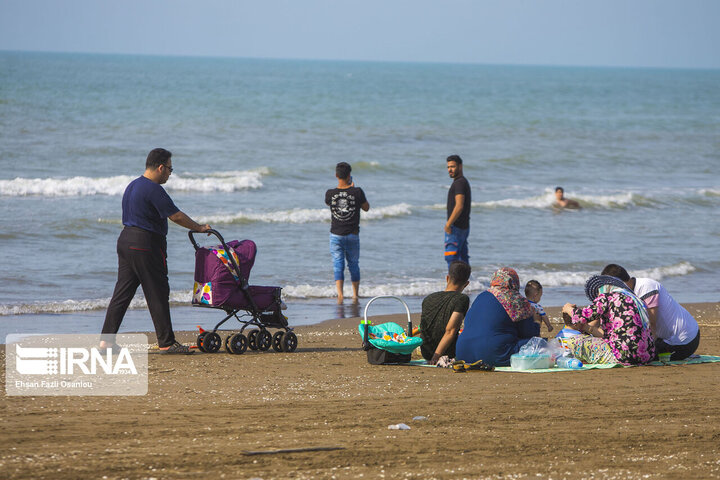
[420,261,472,364]
[325,162,370,303]
[444,155,471,268]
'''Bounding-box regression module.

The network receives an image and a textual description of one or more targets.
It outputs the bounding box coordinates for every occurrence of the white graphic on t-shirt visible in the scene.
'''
[330,191,356,222]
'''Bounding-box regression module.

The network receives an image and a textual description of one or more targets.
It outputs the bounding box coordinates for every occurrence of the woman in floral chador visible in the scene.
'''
[562,275,655,365]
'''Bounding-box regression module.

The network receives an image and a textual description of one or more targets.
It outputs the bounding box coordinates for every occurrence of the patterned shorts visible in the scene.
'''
[563,335,618,365]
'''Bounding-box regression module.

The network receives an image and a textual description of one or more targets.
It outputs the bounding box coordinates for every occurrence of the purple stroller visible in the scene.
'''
[189,229,296,354]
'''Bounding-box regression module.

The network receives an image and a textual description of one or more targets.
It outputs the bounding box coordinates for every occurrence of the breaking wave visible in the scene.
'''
[472,191,653,210]
[198,203,412,225]
[517,262,697,288]
[0,291,193,316]
[468,188,720,211]
[283,278,487,299]
[0,168,269,197]
[351,161,383,171]
[0,262,696,316]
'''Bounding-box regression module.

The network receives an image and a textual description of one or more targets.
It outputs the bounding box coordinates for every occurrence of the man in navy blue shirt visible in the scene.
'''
[101,148,211,354]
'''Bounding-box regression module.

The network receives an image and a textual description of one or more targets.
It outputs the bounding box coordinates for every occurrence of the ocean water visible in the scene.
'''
[1,51,718,340]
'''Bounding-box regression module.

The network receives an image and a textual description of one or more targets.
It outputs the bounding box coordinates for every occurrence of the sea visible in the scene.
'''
[1,51,718,342]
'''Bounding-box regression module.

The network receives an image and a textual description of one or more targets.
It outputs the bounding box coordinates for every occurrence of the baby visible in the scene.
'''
[525,280,553,332]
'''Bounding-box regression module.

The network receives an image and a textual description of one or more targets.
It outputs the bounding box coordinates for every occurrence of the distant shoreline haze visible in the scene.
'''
[2,49,720,71]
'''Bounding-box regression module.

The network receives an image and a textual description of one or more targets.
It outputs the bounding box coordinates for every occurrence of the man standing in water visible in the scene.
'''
[101,148,211,354]
[445,155,471,268]
[325,162,370,304]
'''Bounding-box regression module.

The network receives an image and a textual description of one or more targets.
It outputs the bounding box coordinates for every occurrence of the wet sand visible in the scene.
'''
[3,303,720,479]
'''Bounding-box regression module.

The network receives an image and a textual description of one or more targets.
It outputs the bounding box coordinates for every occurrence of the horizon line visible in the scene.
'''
[2,48,719,72]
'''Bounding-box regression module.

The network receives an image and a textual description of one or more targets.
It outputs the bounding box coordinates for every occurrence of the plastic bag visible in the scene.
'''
[513,337,553,370]
[519,337,566,359]
[518,337,548,355]
[546,338,568,360]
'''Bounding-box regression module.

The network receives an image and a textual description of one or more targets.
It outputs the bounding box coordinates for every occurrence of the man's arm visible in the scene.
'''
[430,311,463,365]
[638,289,660,338]
[444,194,464,234]
[358,188,369,211]
[647,306,659,338]
[168,211,211,232]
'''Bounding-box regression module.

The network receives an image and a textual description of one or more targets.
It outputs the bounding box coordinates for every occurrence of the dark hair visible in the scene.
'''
[555,186,564,193]
[146,148,172,169]
[524,279,542,297]
[335,162,352,179]
[600,264,630,282]
[448,261,471,285]
[447,155,463,165]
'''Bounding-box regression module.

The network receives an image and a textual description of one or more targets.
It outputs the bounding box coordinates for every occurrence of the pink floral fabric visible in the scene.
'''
[571,292,656,365]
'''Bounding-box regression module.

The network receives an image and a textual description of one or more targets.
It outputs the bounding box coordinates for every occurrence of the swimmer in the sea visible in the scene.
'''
[553,186,581,209]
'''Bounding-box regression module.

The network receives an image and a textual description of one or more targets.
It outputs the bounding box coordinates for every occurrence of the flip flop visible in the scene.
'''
[452,359,494,373]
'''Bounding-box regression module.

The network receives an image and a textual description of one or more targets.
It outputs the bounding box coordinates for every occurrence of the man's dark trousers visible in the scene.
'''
[102,226,176,347]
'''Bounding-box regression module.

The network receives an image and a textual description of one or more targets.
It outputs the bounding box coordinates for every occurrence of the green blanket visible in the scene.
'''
[403,355,720,372]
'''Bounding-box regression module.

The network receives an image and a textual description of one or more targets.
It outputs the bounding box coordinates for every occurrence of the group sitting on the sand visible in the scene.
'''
[417,261,700,367]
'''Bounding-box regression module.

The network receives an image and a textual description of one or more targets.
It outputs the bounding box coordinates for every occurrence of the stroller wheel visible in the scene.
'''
[272,331,284,352]
[224,334,232,352]
[203,332,222,353]
[248,330,259,350]
[257,329,272,351]
[196,332,208,352]
[227,333,248,355]
[281,331,298,353]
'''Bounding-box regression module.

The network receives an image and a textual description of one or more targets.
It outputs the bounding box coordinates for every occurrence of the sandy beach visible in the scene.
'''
[3,302,720,479]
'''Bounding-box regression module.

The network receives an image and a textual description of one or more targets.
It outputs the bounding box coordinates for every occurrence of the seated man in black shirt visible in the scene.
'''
[419,261,471,365]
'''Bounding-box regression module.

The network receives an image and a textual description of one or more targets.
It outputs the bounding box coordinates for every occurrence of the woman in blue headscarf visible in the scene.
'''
[562,275,655,365]
[455,268,540,367]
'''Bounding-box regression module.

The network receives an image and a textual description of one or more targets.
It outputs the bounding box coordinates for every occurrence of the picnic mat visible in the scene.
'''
[401,355,720,372]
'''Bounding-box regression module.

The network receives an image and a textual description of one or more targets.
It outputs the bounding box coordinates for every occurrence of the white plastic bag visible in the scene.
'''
[518,337,548,355]
[546,338,568,360]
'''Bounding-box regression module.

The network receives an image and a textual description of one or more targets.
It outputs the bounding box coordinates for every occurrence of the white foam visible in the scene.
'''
[474,192,557,209]
[635,262,697,279]
[283,278,487,299]
[472,191,644,210]
[0,262,695,315]
[699,188,720,197]
[573,192,644,208]
[0,175,136,197]
[363,203,412,220]
[0,168,268,197]
[199,203,412,225]
[353,161,381,169]
[517,262,697,288]
[0,280,486,314]
[0,291,193,316]
[518,270,595,287]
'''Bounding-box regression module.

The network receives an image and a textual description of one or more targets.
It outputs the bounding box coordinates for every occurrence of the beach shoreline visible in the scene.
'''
[2,301,720,479]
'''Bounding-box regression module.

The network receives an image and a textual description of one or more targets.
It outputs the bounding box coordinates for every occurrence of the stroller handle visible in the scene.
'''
[188,228,226,251]
[361,295,413,351]
[188,229,248,289]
